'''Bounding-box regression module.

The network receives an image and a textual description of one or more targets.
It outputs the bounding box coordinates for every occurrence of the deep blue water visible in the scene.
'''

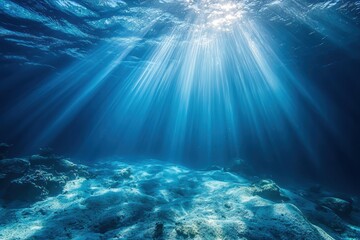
[1,0,360,192]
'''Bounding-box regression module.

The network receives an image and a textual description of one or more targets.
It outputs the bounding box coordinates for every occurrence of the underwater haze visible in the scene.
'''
[1,0,360,239]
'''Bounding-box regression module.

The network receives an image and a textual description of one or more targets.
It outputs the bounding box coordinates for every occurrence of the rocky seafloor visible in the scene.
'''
[0,149,359,239]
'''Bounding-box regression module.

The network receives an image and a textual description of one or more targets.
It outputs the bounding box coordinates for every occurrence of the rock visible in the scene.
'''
[153,222,164,239]
[251,179,288,202]
[285,189,348,234]
[245,203,334,240]
[175,222,199,239]
[112,167,132,181]
[0,158,353,239]
[319,197,352,217]
[0,151,89,204]
[4,169,67,202]
[6,180,45,202]
[53,158,78,172]
[29,154,72,170]
[29,154,88,179]
[224,203,231,209]
[0,158,30,179]
[306,205,347,233]
[29,154,56,166]
[92,215,123,233]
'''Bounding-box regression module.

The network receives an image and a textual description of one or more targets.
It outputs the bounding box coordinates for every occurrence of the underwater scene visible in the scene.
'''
[1,0,360,239]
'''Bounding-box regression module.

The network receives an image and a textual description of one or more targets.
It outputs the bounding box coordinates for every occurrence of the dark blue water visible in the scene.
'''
[1,0,360,193]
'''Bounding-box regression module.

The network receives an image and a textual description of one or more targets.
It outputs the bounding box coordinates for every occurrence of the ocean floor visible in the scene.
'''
[0,154,360,240]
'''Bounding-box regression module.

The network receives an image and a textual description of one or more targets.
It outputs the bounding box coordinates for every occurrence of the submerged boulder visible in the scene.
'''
[306,204,347,233]
[251,179,288,202]
[319,197,352,217]
[175,222,199,239]
[0,158,30,179]
[30,155,75,171]
[112,167,132,181]
[0,151,89,204]
[5,169,67,202]
[29,154,50,165]
[29,154,89,179]
[245,203,333,240]
[0,158,31,201]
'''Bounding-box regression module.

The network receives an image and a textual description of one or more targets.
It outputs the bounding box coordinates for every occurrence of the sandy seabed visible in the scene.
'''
[1,157,360,240]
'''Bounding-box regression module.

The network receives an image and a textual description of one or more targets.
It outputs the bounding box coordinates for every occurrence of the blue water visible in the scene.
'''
[0,0,360,191]
[1,1,360,239]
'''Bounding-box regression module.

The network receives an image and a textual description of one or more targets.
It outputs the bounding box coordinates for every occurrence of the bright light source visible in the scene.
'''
[185,0,244,31]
